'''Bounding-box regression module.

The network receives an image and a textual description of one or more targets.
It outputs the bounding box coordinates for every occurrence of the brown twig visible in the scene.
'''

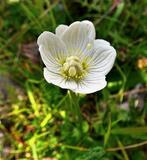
[54,140,147,152]
[106,140,147,152]
[110,87,147,99]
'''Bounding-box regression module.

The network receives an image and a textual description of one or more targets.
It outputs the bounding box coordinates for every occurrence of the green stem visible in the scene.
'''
[68,90,82,125]
[45,0,56,29]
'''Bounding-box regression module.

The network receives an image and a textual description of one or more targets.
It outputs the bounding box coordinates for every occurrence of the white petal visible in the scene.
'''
[37,31,66,66]
[37,31,66,56]
[44,68,77,90]
[55,25,68,37]
[82,20,95,40]
[39,46,61,72]
[72,74,107,94]
[94,39,110,46]
[61,21,94,56]
[44,67,62,84]
[89,39,116,76]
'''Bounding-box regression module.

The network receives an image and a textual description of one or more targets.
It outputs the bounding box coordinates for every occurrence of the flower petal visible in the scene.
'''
[89,39,116,76]
[44,68,77,90]
[61,21,94,56]
[55,24,68,37]
[82,20,95,40]
[39,46,61,73]
[37,31,68,71]
[94,39,110,46]
[72,74,107,94]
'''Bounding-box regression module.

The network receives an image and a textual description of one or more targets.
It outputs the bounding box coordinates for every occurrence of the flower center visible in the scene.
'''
[61,56,88,80]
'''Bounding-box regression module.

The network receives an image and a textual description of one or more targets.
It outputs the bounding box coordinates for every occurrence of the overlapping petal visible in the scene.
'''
[44,68,77,90]
[61,21,95,56]
[82,20,95,40]
[55,24,68,37]
[72,74,107,94]
[88,39,116,76]
[94,39,110,46]
[37,31,67,73]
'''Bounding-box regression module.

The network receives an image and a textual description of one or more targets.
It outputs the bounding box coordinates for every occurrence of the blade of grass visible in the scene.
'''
[115,63,127,102]
[104,113,112,146]
[20,3,43,30]
[45,0,57,29]
[117,139,129,160]
[29,137,38,160]
[112,127,147,135]
[40,113,52,128]
[26,82,39,117]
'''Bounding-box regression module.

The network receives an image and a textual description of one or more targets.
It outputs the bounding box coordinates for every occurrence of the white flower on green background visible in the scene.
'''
[37,20,116,94]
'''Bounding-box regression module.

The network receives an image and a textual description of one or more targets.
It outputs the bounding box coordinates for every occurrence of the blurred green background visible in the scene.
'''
[0,0,147,159]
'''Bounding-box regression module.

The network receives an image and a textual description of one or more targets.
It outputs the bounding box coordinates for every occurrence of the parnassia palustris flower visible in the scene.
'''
[37,20,116,94]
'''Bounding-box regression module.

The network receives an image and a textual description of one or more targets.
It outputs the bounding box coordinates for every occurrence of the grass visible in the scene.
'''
[0,0,147,159]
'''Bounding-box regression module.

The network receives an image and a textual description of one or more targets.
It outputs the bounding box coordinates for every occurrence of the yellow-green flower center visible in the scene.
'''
[61,56,88,80]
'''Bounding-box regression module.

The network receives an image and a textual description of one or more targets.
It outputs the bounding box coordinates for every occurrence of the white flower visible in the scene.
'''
[37,20,116,94]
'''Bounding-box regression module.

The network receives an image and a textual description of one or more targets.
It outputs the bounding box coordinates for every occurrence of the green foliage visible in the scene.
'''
[77,147,106,160]
[0,0,147,160]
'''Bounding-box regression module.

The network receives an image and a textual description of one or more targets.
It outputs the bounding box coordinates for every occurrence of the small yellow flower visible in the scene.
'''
[37,20,116,94]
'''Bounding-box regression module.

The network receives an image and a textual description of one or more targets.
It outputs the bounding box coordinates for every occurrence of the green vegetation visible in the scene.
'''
[0,0,147,159]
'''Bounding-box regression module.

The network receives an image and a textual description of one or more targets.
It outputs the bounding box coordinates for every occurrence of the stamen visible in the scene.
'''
[61,56,88,80]
[86,43,92,50]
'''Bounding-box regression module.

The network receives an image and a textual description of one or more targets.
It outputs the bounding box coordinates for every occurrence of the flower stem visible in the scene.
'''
[68,90,82,125]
